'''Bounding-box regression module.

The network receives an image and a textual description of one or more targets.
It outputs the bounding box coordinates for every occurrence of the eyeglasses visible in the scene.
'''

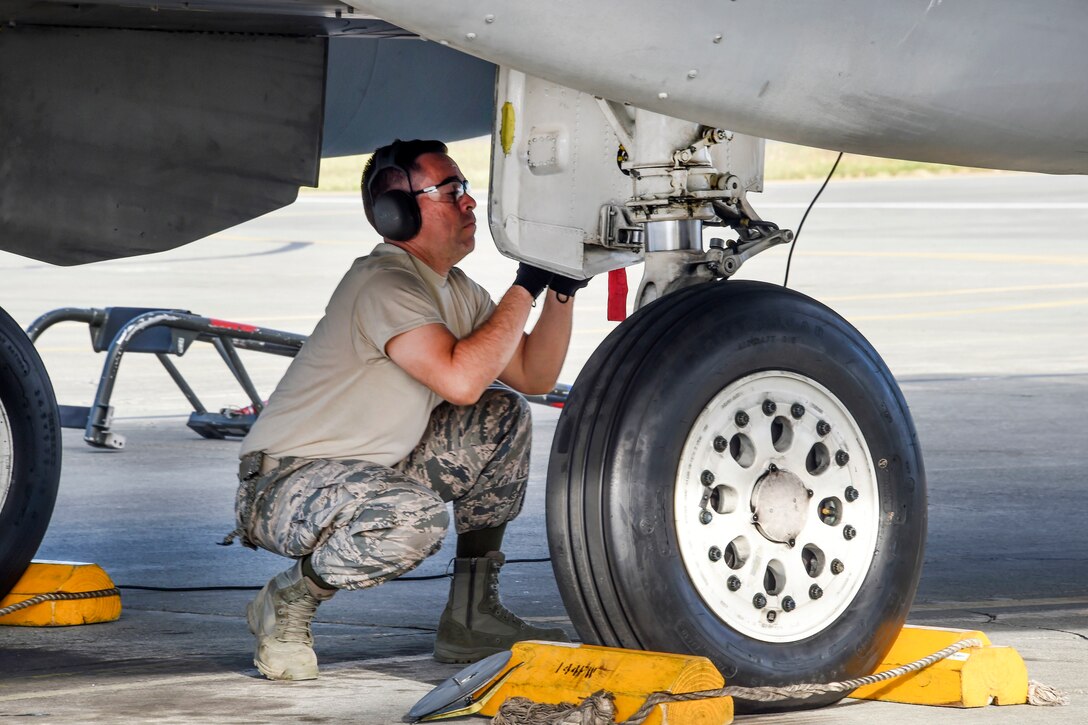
[411,176,471,203]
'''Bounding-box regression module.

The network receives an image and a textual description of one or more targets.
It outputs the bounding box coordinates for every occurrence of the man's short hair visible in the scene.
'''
[361,139,449,227]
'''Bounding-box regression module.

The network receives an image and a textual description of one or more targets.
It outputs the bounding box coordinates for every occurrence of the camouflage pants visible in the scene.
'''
[237,388,531,590]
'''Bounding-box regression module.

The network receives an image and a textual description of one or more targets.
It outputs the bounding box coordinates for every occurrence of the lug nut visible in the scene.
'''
[816,420,831,436]
[791,403,805,419]
[809,584,823,600]
[766,610,777,623]
[713,435,728,453]
[845,486,859,502]
[768,463,778,473]
[782,596,796,612]
[699,510,713,525]
[727,576,741,591]
[701,470,715,485]
[762,400,776,416]
[708,546,722,562]
[843,525,857,540]
[735,411,750,428]
[831,559,844,575]
[753,593,767,609]
[835,450,850,466]
[818,497,842,526]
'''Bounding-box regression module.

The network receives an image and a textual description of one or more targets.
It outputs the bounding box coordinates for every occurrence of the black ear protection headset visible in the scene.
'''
[365,143,421,242]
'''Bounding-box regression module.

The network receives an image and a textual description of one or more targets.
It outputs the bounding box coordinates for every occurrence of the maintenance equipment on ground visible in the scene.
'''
[26,307,307,449]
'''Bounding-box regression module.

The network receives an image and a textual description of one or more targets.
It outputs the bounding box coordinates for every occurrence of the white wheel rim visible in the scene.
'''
[674,371,879,643]
[0,396,13,513]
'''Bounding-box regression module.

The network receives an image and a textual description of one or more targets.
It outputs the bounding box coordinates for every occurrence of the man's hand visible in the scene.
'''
[549,272,592,299]
[513,263,553,300]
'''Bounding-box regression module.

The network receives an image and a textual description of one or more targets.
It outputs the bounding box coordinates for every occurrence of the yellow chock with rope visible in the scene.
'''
[850,624,1029,707]
[0,560,121,626]
[476,641,732,725]
[408,628,1066,723]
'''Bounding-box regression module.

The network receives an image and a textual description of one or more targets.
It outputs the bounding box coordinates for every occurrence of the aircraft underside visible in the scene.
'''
[0,0,1076,711]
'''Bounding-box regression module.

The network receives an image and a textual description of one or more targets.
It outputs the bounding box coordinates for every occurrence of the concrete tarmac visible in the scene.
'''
[0,172,1085,723]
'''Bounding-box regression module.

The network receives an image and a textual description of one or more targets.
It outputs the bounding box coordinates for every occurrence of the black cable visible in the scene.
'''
[116,557,553,591]
[783,151,843,288]
[119,585,265,592]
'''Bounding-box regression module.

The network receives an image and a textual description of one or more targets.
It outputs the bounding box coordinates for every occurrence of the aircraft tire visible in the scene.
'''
[0,306,61,598]
[547,280,926,711]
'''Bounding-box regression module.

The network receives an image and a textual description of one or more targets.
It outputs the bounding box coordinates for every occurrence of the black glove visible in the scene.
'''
[549,272,592,300]
[512,263,553,300]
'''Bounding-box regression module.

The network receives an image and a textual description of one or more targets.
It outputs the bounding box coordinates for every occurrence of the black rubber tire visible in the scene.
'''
[0,306,61,598]
[547,280,926,711]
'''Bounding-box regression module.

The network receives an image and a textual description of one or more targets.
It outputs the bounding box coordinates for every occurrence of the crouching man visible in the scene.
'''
[230,139,590,680]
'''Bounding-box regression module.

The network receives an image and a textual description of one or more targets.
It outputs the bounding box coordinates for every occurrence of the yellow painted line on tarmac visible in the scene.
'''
[824,281,1088,303]
[574,291,1088,330]
[912,595,1088,612]
[574,293,1088,331]
[245,314,322,321]
[266,209,364,218]
[850,297,1088,321]
[0,653,434,701]
[809,249,1088,265]
[207,234,361,246]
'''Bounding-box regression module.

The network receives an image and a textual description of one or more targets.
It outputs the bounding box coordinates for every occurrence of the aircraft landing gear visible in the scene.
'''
[546,280,927,711]
[0,306,61,598]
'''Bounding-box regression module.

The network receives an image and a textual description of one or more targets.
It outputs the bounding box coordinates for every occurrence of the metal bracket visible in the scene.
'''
[599,204,646,249]
[673,127,733,165]
[595,97,635,151]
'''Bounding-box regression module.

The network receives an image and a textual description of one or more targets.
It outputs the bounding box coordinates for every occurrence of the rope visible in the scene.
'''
[0,588,121,618]
[492,637,1068,724]
[492,691,616,725]
[1028,680,1071,707]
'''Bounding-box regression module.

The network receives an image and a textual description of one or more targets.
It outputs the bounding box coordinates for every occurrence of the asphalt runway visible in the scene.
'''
[0,172,1085,723]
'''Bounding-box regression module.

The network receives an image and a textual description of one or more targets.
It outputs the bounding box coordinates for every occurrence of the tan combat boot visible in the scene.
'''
[247,560,336,680]
[434,551,570,664]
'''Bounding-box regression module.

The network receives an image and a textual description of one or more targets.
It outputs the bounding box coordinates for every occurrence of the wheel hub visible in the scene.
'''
[751,467,808,545]
[675,371,880,643]
[0,397,12,511]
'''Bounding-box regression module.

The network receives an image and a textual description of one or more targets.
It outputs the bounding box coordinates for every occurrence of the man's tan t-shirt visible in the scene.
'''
[240,243,496,466]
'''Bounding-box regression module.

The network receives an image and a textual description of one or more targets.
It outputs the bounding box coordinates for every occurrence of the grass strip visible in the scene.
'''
[308,138,995,194]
